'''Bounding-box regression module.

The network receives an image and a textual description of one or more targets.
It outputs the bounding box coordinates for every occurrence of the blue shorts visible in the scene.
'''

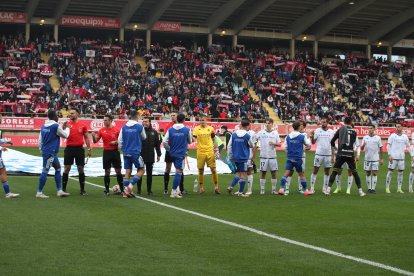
[123,154,144,170]
[171,156,185,170]
[42,154,60,170]
[285,158,303,173]
[235,162,248,173]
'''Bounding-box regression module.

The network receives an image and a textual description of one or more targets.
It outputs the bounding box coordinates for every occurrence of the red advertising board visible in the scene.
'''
[1,117,412,139]
[0,12,26,23]
[152,21,181,32]
[59,15,120,28]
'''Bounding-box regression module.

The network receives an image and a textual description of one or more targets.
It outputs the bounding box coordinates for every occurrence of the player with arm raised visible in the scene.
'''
[360,124,383,193]
[252,118,281,194]
[324,117,365,197]
[385,123,413,193]
[309,118,335,194]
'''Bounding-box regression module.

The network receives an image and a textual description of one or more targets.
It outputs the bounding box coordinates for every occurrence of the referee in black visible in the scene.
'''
[324,117,366,197]
[139,117,161,195]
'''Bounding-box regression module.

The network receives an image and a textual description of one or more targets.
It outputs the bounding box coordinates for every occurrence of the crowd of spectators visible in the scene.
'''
[0,34,413,125]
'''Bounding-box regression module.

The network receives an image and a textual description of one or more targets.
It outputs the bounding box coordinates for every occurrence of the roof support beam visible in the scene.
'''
[309,0,375,40]
[119,0,145,28]
[229,0,279,34]
[290,0,347,38]
[384,18,414,46]
[145,0,175,29]
[363,8,414,44]
[206,0,248,33]
[25,0,41,22]
[53,0,72,24]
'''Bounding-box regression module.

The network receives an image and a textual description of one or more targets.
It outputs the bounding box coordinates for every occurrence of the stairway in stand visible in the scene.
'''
[41,53,60,92]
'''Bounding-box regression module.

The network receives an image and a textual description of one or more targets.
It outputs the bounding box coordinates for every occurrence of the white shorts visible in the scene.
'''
[259,158,278,172]
[388,159,405,171]
[314,155,332,168]
[364,161,379,171]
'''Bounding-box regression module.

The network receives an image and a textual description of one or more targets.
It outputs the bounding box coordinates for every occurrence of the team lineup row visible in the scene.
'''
[0,111,413,199]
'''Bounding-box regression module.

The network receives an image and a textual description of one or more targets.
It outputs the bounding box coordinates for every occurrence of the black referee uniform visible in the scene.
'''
[140,127,161,195]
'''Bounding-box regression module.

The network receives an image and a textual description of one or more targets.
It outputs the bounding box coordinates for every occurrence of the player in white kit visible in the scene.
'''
[410,132,414,193]
[360,124,383,193]
[309,119,335,193]
[252,118,281,194]
[244,128,256,195]
[386,123,413,193]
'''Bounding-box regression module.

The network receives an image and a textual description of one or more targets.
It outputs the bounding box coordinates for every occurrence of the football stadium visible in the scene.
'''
[0,0,413,275]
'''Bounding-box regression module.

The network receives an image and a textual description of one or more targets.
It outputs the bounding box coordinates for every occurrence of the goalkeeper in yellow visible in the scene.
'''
[193,115,220,194]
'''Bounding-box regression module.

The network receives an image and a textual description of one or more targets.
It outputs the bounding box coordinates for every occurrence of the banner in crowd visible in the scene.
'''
[59,15,120,28]
[152,21,181,32]
[85,50,96,57]
[0,12,26,23]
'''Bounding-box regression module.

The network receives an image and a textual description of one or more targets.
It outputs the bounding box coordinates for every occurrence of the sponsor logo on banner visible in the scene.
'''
[59,15,120,28]
[0,12,26,23]
[152,21,181,32]
[0,117,35,129]
[90,120,104,130]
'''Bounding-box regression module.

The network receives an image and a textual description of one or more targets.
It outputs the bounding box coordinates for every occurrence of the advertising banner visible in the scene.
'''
[152,21,181,32]
[59,15,120,28]
[0,12,26,23]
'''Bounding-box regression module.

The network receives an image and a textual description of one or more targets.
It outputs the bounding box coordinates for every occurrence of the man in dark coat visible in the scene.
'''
[139,117,162,195]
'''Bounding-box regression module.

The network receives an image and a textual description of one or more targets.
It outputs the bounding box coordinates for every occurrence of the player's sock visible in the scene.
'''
[347,175,353,191]
[260,178,265,190]
[2,180,10,194]
[212,170,218,188]
[409,172,414,191]
[397,171,403,190]
[271,179,277,192]
[239,179,246,193]
[62,173,68,192]
[297,176,302,191]
[198,173,204,190]
[323,175,329,191]
[328,171,338,188]
[179,173,185,192]
[372,175,377,190]
[336,175,341,190]
[123,178,130,191]
[280,176,287,189]
[366,175,371,190]
[247,175,253,193]
[130,175,141,188]
[38,168,48,193]
[300,178,307,191]
[352,172,361,189]
[55,169,62,191]
[386,171,392,190]
[285,176,291,190]
[172,172,182,191]
[310,173,317,190]
[230,175,240,188]
[117,173,124,191]
[164,172,170,191]
[104,175,110,192]
[79,173,85,191]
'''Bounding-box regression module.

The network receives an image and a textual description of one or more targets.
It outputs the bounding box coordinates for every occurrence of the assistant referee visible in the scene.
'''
[92,114,123,196]
[62,108,92,195]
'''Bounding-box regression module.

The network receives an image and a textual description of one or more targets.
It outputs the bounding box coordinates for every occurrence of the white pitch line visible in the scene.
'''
[73,177,414,276]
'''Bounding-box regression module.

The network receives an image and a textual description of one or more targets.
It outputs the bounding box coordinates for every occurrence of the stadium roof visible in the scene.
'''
[1,0,414,45]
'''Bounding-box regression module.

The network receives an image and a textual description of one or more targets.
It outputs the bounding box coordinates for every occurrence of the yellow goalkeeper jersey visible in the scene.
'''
[193,125,215,154]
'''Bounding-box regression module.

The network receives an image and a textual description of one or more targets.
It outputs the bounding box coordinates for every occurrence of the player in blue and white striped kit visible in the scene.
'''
[162,113,192,198]
[226,119,254,197]
[37,110,70,198]
[118,110,146,197]
[279,121,312,196]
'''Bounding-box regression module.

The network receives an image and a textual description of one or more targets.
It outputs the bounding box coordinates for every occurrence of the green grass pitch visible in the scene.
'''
[0,147,413,275]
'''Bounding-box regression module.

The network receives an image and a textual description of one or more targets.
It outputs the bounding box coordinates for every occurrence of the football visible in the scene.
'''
[111,185,120,194]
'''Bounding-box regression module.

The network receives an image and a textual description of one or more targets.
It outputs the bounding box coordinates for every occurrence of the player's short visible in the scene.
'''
[285,158,304,173]
[123,154,144,170]
[171,156,185,170]
[388,159,405,171]
[342,162,349,169]
[333,155,357,172]
[314,155,332,168]
[235,161,248,173]
[103,149,122,170]
[259,158,278,171]
[164,150,172,163]
[64,146,85,166]
[197,151,216,169]
[364,161,379,171]
[0,157,5,170]
[247,159,254,169]
[42,154,60,170]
